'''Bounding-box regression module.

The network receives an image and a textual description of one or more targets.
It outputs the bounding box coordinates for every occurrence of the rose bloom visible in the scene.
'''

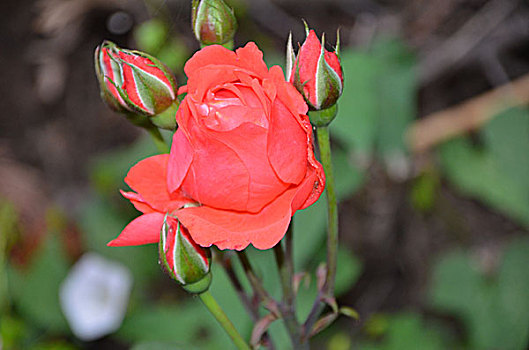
[110,42,325,250]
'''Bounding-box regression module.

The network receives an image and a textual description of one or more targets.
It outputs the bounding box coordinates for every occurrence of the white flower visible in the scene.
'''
[59,253,132,341]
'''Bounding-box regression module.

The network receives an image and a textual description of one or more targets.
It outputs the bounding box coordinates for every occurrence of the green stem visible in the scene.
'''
[199,291,250,350]
[146,124,170,154]
[316,125,338,296]
[303,124,339,338]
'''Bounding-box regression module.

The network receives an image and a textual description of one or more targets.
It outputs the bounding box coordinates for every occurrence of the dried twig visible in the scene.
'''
[407,74,529,153]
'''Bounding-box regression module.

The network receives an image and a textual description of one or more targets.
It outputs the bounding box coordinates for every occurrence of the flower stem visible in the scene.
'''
[303,124,339,337]
[316,125,338,296]
[199,290,251,350]
[146,124,170,154]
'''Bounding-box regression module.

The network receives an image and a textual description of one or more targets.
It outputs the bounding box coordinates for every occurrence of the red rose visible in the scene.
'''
[110,42,325,250]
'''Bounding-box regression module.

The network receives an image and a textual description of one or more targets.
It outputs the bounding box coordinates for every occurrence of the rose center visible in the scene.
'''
[199,83,268,131]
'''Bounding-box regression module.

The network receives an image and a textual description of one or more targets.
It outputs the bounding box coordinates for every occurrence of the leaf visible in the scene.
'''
[359,313,448,350]
[330,38,416,161]
[131,342,193,350]
[429,237,529,349]
[331,51,378,155]
[339,306,359,320]
[117,264,252,349]
[134,19,168,54]
[78,195,159,286]
[372,39,416,158]
[439,107,529,228]
[0,200,18,313]
[89,135,159,197]
[334,246,362,296]
[333,147,365,201]
[8,234,70,333]
[293,197,326,268]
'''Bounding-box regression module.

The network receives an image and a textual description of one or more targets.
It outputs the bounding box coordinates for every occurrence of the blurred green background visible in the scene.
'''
[1,0,529,349]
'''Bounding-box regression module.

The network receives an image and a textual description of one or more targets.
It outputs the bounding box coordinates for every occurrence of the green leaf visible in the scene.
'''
[439,108,529,227]
[372,39,416,157]
[334,247,362,296]
[89,135,159,196]
[8,234,70,333]
[118,264,252,349]
[429,237,529,349]
[131,342,193,350]
[332,51,378,155]
[360,313,448,350]
[482,107,529,192]
[333,147,365,200]
[0,200,19,313]
[134,19,168,54]
[331,38,416,161]
[78,195,159,286]
[293,196,326,269]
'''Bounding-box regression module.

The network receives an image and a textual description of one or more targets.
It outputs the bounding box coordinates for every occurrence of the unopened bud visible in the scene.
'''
[192,0,237,47]
[159,214,211,293]
[94,41,178,123]
[289,28,343,112]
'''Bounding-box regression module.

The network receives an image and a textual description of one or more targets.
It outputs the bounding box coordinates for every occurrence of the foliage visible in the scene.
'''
[439,107,529,228]
[429,237,529,349]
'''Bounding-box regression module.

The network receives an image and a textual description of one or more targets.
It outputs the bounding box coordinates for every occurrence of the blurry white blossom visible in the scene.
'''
[59,253,132,341]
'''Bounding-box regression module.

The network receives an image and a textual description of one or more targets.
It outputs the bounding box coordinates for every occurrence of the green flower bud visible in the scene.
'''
[94,40,179,129]
[159,214,211,293]
[192,0,237,46]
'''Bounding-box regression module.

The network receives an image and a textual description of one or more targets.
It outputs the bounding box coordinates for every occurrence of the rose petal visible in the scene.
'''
[176,187,299,250]
[290,159,325,212]
[184,45,238,80]
[168,127,194,194]
[269,65,308,117]
[180,120,251,211]
[208,122,289,212]
[107,212,165,246]
[296,30,321,104]
[234,42,269,78]
[120,190,155,214]
[267,99,307,185]
[126,154,191,212]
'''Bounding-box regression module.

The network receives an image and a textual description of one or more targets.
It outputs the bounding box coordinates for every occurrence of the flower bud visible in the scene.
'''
[94,40,178,118]
[159,214,212,293]
[289,29,343,111]
[192,0,237,46]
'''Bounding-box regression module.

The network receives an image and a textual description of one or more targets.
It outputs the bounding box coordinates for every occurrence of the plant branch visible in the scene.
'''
[273,223,308,349]
[236,250,277,311]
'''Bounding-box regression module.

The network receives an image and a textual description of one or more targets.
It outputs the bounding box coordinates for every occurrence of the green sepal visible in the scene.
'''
[309,104,338,127]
